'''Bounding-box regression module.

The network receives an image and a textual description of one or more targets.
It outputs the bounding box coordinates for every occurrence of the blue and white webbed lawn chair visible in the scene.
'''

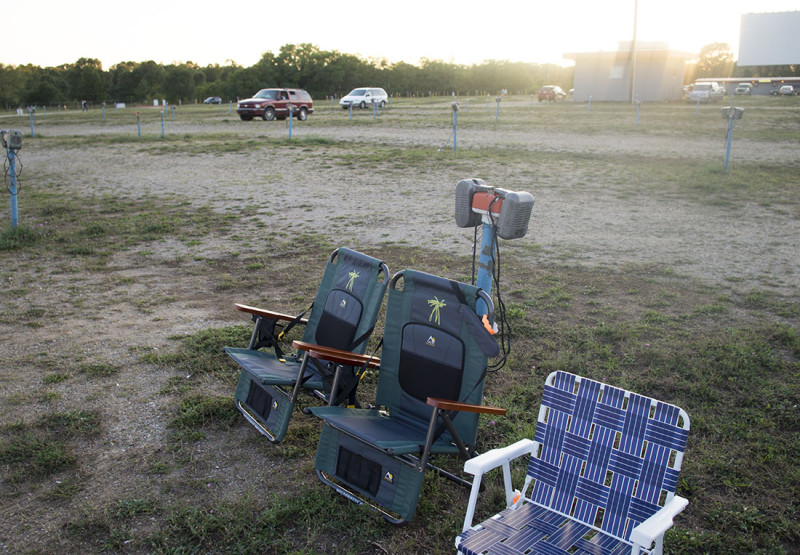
[224,248,389,443]
[306,269,506,524]
[457,371,690,555]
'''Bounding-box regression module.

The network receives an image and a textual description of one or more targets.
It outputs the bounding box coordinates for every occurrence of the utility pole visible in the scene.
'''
[629,0,638,104]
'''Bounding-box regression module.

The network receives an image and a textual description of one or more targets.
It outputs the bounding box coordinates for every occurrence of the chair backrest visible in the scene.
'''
[529,371,690,541]
[302,248,389,354]
[376,270,495,450]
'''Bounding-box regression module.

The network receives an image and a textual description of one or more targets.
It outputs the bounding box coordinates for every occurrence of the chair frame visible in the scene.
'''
[457,371,690,555]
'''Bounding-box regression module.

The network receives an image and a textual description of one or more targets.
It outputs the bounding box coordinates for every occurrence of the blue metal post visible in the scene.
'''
[466,99,469,112]
[636,102,640,125]
[228,101,232,115]
[288,106,293,139]
[390,95,393,107]
[136,112,141,138]
[160,110,165,139]
[29,111,34,137]
[349,103,353,120]
[724,116,735,172]
[43,106,47,118]
[475,221,496,316]
[453,110,457,152]
[373,99,377,120]
[172,105,176,120]
[696,96,700,114]
[495,99,500,122]
[8,150,18,228]
[587,95,592,113]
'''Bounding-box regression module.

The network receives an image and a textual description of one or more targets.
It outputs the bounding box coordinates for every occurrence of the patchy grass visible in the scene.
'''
[0,410,100,483]
[1,189,236,259]
[119,241,799,554]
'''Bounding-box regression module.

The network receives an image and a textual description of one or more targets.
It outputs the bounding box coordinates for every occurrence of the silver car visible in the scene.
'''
[687,82,725,103]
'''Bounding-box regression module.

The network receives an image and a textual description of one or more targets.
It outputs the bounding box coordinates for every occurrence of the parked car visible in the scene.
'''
[537,85,566,102]
[687,82,725,103]
[734,83,752,95]
[203,96,222,104]
[769,85,794,96]
[236,88,314,121]
[339,87,388,109]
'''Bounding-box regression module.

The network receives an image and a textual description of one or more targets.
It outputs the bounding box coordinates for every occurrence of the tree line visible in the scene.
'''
[0,43,574,109]
[4,42,791,109]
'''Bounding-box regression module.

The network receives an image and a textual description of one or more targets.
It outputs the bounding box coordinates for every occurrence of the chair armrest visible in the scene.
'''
[462,439,536,476]
[300,342,380,370]
[459,438,536,533]
[629,495,689,550]
[235,303,308,325]
[426,397,507,416]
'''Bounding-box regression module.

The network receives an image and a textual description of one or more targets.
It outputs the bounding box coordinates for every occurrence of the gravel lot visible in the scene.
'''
[20,107,800,296]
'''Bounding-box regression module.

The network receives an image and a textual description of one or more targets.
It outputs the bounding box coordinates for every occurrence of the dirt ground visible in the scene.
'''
[21,113,800,294]
[0,105,798,552]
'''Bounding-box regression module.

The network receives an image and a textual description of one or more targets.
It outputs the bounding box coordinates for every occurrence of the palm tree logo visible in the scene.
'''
[427,296,447,325]
[346,270,360,291]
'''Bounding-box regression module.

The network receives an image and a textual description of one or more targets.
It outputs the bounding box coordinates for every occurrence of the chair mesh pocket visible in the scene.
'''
[315,290,364,350]
[399,324,465,402]
[245,382,273,420]
[336,446,382,496]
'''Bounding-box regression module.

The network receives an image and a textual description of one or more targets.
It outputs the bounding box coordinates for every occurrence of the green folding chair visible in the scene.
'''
[307,269,505,523]
[225,247,389,442]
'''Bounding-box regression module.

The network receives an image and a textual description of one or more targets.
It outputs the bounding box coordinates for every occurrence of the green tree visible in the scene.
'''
[163,63,197,103]
[23,68,68,105]
[66,57,108,102]
[108,61,140,102]
[695,42,735,78]
[0,64,26,107]
[132,61,165,101]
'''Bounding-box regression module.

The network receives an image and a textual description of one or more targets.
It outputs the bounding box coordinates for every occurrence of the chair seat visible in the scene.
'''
[225,347,324,390]
[310,406,464,456]
[457,502,638,555]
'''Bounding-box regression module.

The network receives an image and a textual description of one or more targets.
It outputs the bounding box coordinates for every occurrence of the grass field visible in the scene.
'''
[0,95,799,553]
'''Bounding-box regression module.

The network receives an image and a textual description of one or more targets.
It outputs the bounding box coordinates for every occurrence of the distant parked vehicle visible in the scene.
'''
[769,85,795,96]
[236,88,314,121]
[203,96,222,104]
[687,82,724,103]
[537,85,566,102]
[339,87,388,109]
[734,83,752,95]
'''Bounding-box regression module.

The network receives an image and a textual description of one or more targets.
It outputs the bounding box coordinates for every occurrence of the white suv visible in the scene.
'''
[340,87,388,109]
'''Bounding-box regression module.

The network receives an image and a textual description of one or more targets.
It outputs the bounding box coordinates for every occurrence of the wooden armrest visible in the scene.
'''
[306,348,382,370]
[292,340,380,369]
[427,397,507,416]
[235,303,308,324]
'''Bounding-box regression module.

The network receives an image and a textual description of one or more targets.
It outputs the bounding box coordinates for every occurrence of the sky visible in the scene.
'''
[4,0,799,69]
